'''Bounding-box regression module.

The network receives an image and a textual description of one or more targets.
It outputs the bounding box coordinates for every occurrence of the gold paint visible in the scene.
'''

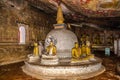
[33,42,39,56]
[46,42,57,55]
[72,42,82,59]
[99,0,120,8]
[71,36,94,62]
[86,45,91,55]
[81,0,98,11]
[56,5,64,24]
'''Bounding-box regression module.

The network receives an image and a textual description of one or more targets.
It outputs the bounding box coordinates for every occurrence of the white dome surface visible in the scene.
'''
[45,28,78,58]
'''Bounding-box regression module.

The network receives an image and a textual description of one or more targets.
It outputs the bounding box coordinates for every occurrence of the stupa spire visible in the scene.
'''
[56,4,64,24]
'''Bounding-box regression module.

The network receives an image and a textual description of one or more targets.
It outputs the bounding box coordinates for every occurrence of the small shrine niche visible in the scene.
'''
[19,26,26,44]
[18,23,29,44]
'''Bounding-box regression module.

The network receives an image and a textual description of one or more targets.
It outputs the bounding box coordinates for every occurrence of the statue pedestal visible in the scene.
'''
[27,54,40,62]
[41,54,59,65]
[22,57,105,80]
[71,54,96,63]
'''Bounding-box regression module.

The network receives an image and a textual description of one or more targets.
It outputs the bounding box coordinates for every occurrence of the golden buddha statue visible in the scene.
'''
[86,39,94,59]
[81,41,94,60]
[94,34,101,45]
[81,43,86,56]
[107,34,113,45]
[80,35,86,43]
[86,36,91,56]
[86,42,91,56]
[33,42,39,56]
[72,42,81,59]
[46,42,57,56]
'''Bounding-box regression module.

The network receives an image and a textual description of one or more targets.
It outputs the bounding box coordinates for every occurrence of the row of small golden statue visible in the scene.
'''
[33,41,56,57]
[32,40,94,63]
[28,41,57,63]
[71,41,95,62]
[80,34,114,45]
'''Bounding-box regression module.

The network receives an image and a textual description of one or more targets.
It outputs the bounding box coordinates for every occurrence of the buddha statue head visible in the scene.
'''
[50,41,54,46]
[75,42,79,48]
[34,42,38,47]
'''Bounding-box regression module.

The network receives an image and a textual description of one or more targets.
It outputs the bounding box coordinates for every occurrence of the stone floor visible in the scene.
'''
[0,52,120,80]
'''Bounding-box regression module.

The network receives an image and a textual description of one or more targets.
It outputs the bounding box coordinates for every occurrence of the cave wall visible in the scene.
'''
[0,0,55,65]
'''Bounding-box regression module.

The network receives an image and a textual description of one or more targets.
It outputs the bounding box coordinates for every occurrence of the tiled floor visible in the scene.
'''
[0,52,120,80]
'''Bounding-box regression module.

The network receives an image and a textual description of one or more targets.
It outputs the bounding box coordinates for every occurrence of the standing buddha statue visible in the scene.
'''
[33,42,39,56]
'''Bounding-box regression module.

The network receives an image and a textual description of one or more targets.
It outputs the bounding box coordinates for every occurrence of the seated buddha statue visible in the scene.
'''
[107,34,113,45]
[41,41,58,65]
[81,43,86,57]
[72,42,81,59]
[46,42,57,56]
[80,35,86,44]
[80,41,94,61]
[86,39,94,59]
[86,42,92,55]
[33,42,39,56]
[86,36,91,56]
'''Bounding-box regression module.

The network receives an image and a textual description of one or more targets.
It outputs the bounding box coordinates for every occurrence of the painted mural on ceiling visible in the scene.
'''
[62,0,120,17]
[27,0,120,17]
[80,0,120,10]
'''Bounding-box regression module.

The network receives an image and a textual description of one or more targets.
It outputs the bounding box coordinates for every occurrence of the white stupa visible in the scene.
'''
[22,5,105,80]
[45,5,78,59]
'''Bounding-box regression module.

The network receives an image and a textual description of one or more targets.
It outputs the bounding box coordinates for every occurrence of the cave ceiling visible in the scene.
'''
[26,0,120,17]
[3,0,120,29]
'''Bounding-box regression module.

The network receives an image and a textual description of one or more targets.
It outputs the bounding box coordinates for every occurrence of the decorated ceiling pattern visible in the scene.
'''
[62,0,120,17]
[26,0,120,17]
[5,0,120,17]
[2,0,120,28]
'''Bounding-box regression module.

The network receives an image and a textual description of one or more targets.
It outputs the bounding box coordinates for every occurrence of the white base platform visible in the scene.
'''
[41,55,59,65]
[22,57,105,80]
[27,54,40,62]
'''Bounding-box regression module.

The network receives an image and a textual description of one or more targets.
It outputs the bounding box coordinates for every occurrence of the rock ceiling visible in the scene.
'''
[25,0,120,29]
[26,0,120,17]
[2,0,120,29]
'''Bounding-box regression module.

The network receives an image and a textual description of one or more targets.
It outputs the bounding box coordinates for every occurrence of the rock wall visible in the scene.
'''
[0,0,55,65]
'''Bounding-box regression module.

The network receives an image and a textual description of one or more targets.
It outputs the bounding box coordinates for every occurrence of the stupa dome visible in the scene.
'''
[45,5,78,58]
[45,26,78,58]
